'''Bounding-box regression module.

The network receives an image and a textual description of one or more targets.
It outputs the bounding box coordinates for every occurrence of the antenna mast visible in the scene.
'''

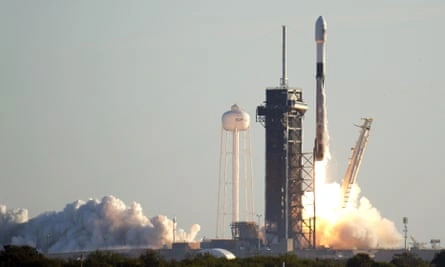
[280,25,288,87]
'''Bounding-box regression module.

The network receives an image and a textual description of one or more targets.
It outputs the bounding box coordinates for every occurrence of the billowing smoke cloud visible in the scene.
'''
[311,159,402,249]
[312,98,401,249]
[0,196,200,253]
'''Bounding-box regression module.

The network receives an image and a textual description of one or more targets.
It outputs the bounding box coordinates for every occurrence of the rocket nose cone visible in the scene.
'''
[315,16,327,42]
[316,16,327,29]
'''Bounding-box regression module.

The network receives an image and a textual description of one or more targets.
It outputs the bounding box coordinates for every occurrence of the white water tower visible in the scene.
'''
[216,104,254,238]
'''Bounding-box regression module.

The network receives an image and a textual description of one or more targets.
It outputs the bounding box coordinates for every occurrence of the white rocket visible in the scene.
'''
[314,16,328,161]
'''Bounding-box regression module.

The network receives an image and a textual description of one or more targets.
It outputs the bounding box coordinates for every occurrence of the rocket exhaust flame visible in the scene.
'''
[0,196,200,253]
[313,174,402,249]
[311,150,402,249]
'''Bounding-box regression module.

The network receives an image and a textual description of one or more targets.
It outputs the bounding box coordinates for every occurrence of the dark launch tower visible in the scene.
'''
[256,26,315,250]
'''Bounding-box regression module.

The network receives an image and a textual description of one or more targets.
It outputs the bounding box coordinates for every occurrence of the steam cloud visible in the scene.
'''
[314,181,402,249]
[0,196,200,253]
[312,102,402,249]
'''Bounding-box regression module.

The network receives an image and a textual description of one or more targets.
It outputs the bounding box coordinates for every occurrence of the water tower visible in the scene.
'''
[216,104,254,238]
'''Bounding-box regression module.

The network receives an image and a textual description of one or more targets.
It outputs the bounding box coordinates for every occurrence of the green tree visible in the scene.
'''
[0,245,61,267]
[313,258,345,267]
[390,252,428,267]
[372,262,396,267]
[236,254,336,267]
[345,253,375,267]
[139,249,167,267]
[82,250,131,267]
[431,250,445,267]
[181,253,234,267]
[61,257,85,267]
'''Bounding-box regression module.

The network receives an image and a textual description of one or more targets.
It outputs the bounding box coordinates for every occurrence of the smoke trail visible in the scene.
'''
[0,196,200,253]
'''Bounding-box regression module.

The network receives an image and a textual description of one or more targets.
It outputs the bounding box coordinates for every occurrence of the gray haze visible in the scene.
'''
[1,1,444,247]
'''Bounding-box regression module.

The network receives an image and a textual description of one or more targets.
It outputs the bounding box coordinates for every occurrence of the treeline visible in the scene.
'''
[1,245,445,267]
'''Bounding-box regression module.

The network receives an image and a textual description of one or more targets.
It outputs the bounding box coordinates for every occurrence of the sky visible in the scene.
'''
[1,0,444,247]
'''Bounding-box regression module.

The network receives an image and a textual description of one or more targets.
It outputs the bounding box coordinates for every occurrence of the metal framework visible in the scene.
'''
[299,153,315,248]
[257,87,315,249]
[216,127,254,238]
[340,118,373,208]
[255,25,316,250]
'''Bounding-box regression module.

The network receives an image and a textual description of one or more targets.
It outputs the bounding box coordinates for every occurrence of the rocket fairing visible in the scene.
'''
[314,16,328,161]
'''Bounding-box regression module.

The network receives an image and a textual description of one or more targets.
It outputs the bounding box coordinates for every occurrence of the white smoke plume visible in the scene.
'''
[314,182,402,249]
[0,196,200,253]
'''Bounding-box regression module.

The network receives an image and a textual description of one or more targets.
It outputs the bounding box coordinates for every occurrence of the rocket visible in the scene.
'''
[314,16,327,161]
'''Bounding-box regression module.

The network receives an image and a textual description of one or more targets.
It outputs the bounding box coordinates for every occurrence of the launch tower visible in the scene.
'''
[256,26,315,249]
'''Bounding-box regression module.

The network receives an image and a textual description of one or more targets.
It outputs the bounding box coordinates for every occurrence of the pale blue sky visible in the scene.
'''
[1,0,444,246]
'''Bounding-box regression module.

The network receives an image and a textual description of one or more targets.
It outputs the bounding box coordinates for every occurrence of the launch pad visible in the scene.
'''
[214,16,380,254]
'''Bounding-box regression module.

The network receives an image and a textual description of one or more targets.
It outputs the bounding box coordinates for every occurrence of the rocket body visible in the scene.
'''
[314,16,327,161]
